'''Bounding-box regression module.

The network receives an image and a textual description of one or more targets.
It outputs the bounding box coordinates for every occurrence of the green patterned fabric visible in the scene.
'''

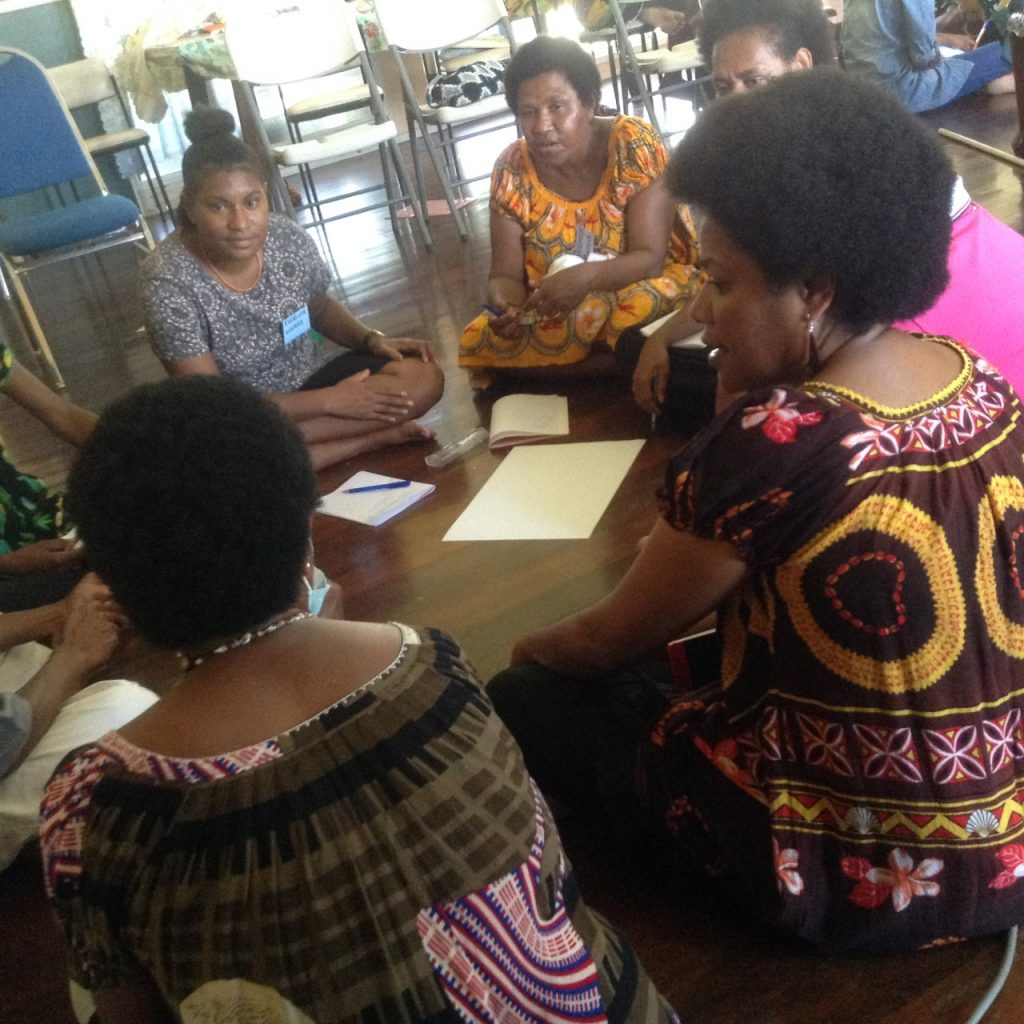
[0,342,66,556]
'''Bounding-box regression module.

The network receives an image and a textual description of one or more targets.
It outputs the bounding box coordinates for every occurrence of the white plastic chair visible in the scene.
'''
[372,0,519,240]
[223,0,430,248]
[600,0,711,138]
[46,58,173,227]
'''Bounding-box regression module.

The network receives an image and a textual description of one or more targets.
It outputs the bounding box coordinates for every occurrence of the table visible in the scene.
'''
[144,26,294,216]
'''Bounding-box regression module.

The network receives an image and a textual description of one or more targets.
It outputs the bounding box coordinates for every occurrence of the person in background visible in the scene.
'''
[142,107,443,471]
[624,0,1024,425]
[0,573,156,870]
[459,35,701,389]
[40,375,678,1023]
[841,0,1013,113]
[619,0,836,427]
[0,336,96,610]
[489,69,1024,953]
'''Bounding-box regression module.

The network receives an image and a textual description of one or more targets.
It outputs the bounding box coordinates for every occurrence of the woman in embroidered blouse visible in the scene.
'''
[489,69,1024,952]
[39,376,678,1024]
[459,35,700,386]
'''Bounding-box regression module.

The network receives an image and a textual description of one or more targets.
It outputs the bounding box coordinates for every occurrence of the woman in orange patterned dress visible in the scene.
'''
[459,35,700,386]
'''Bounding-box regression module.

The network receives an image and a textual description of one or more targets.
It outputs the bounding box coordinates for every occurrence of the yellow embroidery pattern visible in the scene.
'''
[776,495,965,693]
[975,474,1024,660]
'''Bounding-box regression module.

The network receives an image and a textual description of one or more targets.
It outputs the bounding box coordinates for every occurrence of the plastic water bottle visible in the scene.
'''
[425,427,489,468]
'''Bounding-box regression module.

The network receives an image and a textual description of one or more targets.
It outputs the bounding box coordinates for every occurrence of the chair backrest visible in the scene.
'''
[373,0,511,53]
[0,49,97,199]
[46,58,117,111]
[223,0,364,86]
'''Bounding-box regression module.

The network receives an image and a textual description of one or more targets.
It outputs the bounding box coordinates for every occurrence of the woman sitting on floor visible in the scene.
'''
[40,375,678,1023]
[489,69,1024,953]
[142,107,443,471]
[618,0,837,428]
[459,35,701,388]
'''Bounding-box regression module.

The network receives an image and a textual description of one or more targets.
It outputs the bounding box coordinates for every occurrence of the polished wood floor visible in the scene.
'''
[1,85,1023,1024]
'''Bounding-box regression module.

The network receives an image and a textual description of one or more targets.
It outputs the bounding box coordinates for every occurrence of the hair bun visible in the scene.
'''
[183,106,238,144]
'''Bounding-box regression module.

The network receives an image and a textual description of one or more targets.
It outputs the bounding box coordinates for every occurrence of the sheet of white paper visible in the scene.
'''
[443,439,645,542]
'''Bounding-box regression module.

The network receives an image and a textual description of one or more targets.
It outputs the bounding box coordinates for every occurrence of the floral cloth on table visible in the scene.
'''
[644,338,1024,952]
[41,626,678,1022]
[460,116,701,371]
[0,343,66,557]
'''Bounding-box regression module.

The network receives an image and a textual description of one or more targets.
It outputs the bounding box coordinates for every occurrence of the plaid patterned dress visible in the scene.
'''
[42,625,678,1023]
[645,338,1024,952]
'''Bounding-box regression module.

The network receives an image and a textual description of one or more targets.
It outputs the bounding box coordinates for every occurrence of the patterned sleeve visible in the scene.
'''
[273,214,330,300]
[40,747,137,989]
[141,252,212,363]
[659,387,853,565]
[612,116,669,192]
[489,140,529,225]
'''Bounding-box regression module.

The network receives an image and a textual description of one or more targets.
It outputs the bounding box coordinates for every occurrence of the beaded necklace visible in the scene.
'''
[182,610,311,671]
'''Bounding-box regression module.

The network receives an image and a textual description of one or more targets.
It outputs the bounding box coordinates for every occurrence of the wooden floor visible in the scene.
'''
[2,85,1024,1023]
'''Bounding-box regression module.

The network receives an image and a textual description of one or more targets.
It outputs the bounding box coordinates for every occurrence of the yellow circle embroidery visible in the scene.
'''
[776,495,965,692]
[975,475,1024,660]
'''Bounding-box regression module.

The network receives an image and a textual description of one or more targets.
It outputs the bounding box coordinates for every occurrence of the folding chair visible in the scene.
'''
[223,0,430,248]
[47,58,173,227]
[601,0,711,138]
[0,48,155,390]
[373,0,519,240]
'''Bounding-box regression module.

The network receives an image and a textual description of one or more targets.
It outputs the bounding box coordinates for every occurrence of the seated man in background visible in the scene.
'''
[0,574,156,870]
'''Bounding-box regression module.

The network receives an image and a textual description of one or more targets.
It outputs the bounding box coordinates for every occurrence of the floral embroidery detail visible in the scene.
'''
[853,724,923,783]
[796,712,854,776]
[983,709,1024,774]
[839,380,1008,472]
[693,736,768,805]
[845,807,880,836]
[967,810,1001,838]
[773,839,804,896]
[923,726,987,784]
[842,849,943,912]
[741,389,823,444]
[989,844,1024,889]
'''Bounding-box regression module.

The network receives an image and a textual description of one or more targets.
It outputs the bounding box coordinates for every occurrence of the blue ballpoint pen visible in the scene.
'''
[342,480,411,494]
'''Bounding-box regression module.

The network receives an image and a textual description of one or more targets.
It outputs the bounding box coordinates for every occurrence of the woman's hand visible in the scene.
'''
[486,301,525,340]
[0,538,81,576]
[524,264,596,321]
[323,370,414,421]
[633,336,670,414]
[366,334,436,363]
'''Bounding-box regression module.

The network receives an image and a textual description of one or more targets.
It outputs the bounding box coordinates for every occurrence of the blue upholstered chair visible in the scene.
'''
[0,48,154,390]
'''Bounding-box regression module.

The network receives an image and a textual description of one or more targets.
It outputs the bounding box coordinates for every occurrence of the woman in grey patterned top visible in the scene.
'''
[142,108,443,470]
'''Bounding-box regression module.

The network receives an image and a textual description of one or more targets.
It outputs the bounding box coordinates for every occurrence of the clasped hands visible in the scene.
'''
[487,263,597,339]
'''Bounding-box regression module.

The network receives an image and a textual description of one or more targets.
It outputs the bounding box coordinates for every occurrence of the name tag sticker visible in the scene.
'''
[281,306,311,346]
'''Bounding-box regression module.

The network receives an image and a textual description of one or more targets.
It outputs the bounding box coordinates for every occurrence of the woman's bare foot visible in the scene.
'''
[986,73,1016,96]
[308,421,434,471]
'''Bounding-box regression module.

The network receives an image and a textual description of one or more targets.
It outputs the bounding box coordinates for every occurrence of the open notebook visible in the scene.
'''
[318,472,435,526]
[489,393,569,449]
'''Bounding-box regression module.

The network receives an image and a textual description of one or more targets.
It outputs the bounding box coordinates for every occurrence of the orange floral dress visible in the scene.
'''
[459,116,700,372]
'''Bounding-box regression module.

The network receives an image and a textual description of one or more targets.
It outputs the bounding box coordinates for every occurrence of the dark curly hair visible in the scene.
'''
[697,0,836,69]
[504,35,602,113]
[68,376,319,649]
[178,106,264,228]
[668,68,953,329]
